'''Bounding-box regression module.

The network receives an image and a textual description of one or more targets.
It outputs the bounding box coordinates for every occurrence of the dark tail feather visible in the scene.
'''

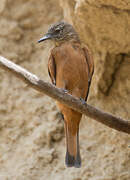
[65,123,81,168]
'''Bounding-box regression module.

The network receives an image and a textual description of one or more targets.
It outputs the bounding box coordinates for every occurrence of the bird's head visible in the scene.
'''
[38,21,80,44]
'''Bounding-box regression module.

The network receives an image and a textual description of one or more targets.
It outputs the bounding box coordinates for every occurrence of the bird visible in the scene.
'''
[38,21,94,168]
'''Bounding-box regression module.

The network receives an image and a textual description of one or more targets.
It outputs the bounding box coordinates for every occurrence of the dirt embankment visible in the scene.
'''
[0,0,130,179]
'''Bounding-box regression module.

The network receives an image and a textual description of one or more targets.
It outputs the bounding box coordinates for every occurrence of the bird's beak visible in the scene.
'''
[38,33,52,43]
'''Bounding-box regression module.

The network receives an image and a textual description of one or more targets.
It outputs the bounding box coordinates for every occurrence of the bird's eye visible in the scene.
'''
[55,29,60,33]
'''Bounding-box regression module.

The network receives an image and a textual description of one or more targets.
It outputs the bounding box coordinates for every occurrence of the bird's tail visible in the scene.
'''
[64,122,81,168]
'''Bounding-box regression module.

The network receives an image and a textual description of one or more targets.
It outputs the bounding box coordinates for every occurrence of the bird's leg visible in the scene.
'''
[60,81,68,94]
[60,88,68,94]
[53,80,56,86]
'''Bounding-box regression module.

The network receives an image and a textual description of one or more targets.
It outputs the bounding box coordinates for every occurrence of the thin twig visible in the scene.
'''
[0,55,130,134]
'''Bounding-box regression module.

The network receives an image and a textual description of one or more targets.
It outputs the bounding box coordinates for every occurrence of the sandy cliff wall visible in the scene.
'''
[0,0,130,180]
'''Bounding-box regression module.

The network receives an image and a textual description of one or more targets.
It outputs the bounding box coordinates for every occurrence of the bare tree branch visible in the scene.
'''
[0,56,130,134]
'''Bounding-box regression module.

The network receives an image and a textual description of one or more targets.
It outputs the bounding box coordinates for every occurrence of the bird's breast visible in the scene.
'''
[52,43,89,98]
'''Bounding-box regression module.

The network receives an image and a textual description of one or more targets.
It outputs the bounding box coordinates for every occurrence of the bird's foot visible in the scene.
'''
[79,98,86,105]
[60,88,68,94]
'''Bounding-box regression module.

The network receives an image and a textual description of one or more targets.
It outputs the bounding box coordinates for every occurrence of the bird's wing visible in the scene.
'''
[82,45,94,101]
[48,53,56,85]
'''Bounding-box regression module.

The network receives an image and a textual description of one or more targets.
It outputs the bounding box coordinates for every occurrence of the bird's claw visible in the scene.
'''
[60,88,68,94]
[80,98,86,105]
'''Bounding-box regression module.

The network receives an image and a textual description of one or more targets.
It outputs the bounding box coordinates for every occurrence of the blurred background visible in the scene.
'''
[0,0,130,179]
